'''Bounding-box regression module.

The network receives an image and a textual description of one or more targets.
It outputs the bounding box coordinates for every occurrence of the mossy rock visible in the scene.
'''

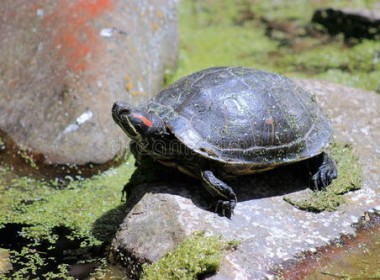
[141,232,238,280]
[284,142,362,212]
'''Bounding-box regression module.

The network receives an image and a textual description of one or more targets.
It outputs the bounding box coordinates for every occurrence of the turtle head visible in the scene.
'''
[112,101,167,140]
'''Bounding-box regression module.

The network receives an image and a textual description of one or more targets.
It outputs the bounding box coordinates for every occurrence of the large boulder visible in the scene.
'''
[0,0,178,166]
[109,80,380,279]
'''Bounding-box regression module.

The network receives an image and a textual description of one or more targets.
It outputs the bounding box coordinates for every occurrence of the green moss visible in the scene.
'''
[170,0,279,84]
[141,232,238,280]
[280,44,349,72]
[284,143,362,212]
[279,39,380,92]
[0,247,72,280]
[17,147,38,169]
[327,143,362,194]
[0,246,73,280]
[317,69,380,94]
[0,160,134,245]
[0,159,135,278]
[173,0,380,93]
[250,0,378,22]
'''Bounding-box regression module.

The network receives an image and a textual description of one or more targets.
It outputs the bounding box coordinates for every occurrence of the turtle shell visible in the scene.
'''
[146,67,332,166]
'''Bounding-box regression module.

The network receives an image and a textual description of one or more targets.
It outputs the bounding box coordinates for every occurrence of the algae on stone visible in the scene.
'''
[284,143,362,212]
[141,232,238,280]
[0,159,135,278]
[17,147,38,170]
[0,162,133,245]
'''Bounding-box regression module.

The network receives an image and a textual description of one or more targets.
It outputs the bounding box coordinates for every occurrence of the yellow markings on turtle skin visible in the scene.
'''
[157,159,177,168]
[250,165,278,172]
[121,115,142,140]
[199,147,218,157]
[157,160,198,179]
[200,172,230,200]
[226,164,277,175]
[178,165,198,179]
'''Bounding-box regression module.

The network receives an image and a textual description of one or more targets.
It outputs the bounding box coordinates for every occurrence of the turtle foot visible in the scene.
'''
[311,152,338,190]
[201,170,237,218]
[209,199,236,218]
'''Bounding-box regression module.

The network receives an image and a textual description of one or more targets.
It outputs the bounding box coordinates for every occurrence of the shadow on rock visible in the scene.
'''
[123,161,310,216]
[229,164,308,201]
[92,204,128,245]
[107,163,311,279]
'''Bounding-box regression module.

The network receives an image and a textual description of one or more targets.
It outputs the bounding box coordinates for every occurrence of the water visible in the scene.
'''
[282,212,380,280]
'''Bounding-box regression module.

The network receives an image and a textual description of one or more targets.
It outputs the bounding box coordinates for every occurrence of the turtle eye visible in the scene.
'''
[112,102,130,117]
[119,107,131,115]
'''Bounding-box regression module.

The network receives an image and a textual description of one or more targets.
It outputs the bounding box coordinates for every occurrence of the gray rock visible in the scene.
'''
[312,8,380,40]
[0,0,177,165]
[110,80,380,279]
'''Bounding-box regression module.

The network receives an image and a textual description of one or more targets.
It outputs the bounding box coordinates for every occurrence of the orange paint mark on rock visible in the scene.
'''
[156,9,164,19]
[43,0,112,73]
[131,91,145,97]
[124,75,133,91]
[126,81,133,91]
[151,22,159,31]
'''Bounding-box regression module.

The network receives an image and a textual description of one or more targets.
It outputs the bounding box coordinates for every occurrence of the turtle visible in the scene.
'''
[112,66,337,217]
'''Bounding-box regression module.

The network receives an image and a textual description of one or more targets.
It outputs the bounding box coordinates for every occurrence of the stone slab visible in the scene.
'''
[110,80,380,279]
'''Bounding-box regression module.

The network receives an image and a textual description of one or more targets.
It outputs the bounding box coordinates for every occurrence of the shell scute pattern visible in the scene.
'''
[146,67,331,165]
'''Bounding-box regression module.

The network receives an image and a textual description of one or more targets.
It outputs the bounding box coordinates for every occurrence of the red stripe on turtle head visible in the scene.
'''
[131,113,153,127]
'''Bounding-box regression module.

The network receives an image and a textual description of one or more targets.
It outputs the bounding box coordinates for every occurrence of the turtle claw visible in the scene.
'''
[210,199,236,218]
[311,162,337,191]
[201,170,237,218]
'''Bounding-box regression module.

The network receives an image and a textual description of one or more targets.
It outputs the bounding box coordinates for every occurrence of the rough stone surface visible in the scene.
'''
[110,80,380,279]
[312,8,380,40]
[0,0,177,165]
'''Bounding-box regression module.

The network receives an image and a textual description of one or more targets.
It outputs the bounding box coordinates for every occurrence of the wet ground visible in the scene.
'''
[280,211,380,280]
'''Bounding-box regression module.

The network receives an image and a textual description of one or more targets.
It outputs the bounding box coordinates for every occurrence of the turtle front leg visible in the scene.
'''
[310,152,338,190]
[200,170,237,218]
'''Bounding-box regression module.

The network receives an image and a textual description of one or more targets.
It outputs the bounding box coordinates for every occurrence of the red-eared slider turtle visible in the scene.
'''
[112,67,337,217]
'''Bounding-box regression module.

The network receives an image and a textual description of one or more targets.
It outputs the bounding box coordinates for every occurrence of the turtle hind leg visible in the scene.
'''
[200,170,237,218]
[308,152,338,190]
